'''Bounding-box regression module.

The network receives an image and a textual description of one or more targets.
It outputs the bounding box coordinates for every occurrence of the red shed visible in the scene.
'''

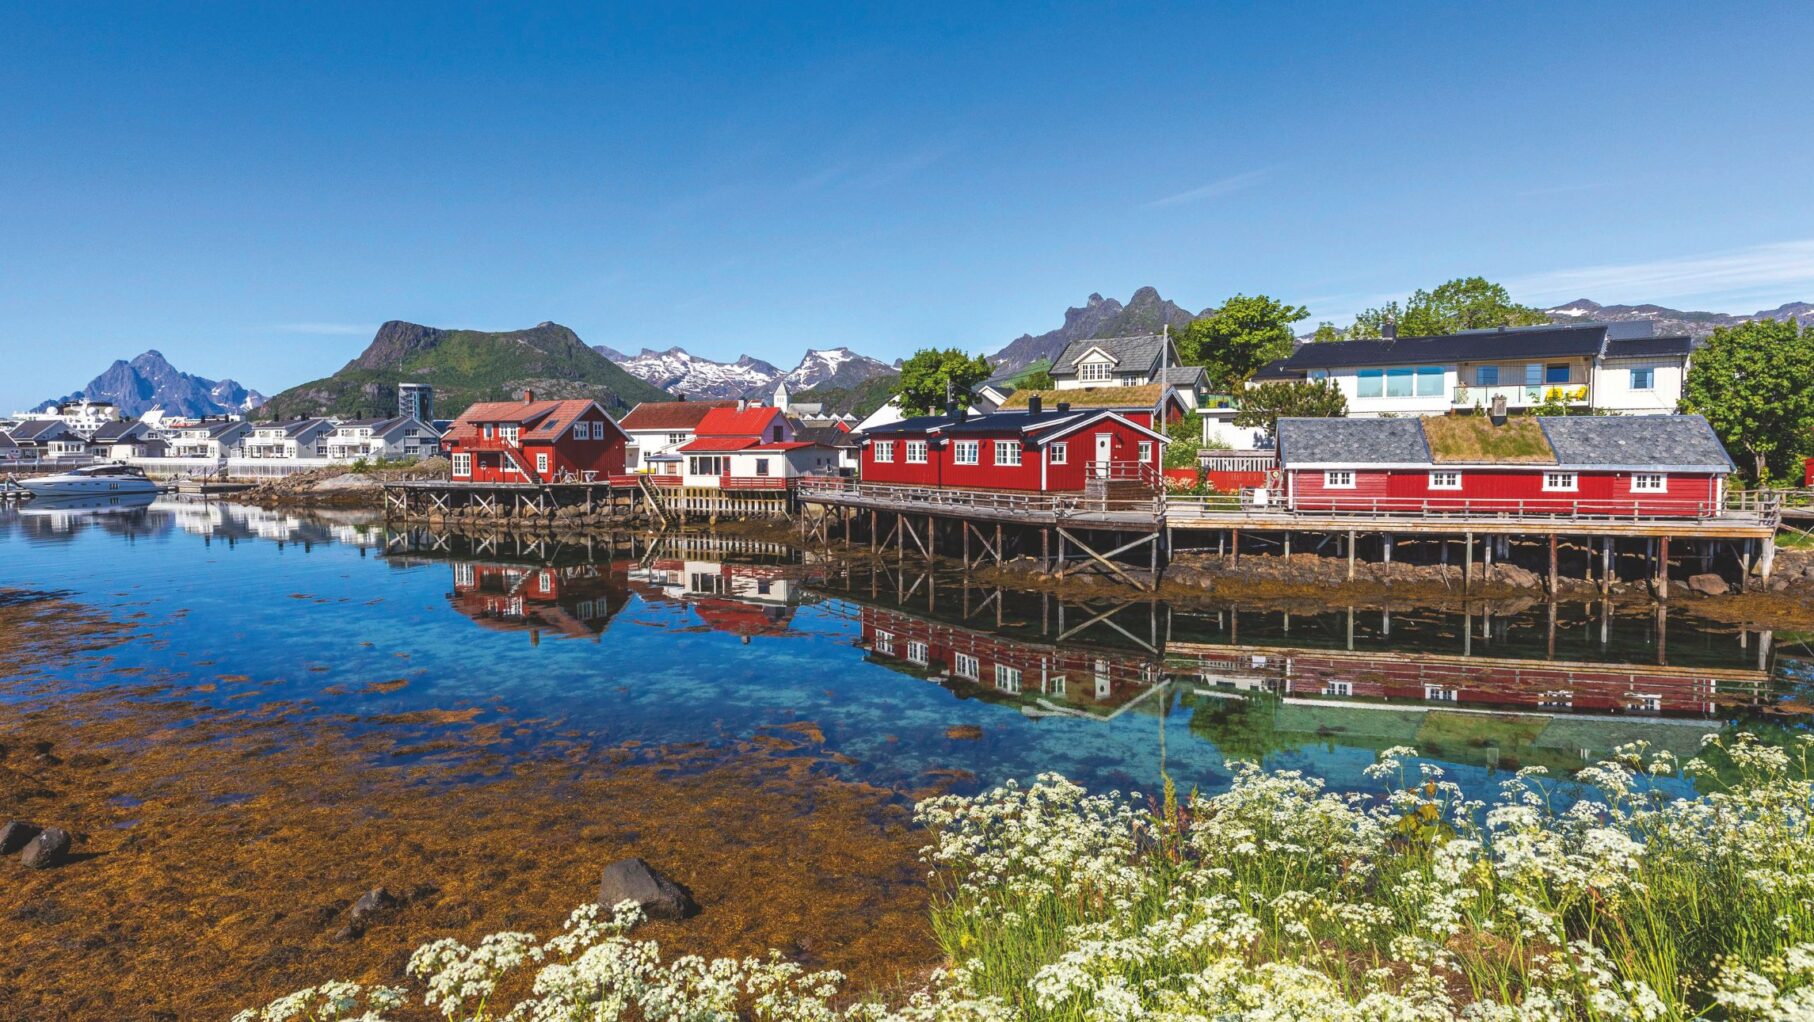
[443,393,628,483]
[859,397,1167,491]
[1275,414,1733,518]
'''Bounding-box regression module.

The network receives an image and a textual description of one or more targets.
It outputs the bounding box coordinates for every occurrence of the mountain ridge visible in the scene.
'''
[988,286,1201,374]
[36,350,266,418]
[598,343,895,400]
[1544,298,1814,337]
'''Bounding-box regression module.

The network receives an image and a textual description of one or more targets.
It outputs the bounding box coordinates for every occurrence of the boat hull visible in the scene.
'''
[24,476,160,498]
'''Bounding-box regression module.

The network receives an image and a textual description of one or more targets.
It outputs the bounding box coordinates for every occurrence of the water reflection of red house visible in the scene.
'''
[625,557,800,641]
[1184,646,1771,718]
[858,605,1160,717]
[449,561,628,640]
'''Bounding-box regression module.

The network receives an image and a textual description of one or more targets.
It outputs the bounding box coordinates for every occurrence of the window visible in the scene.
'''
[1307,369,1328,382]
[1385,367,1414,397]
[1424,685,1458,703]
[1629,367,1655,390]
[874,441,894,463]
[754,458,770,476]
[905,440,927,464]
[1356,369,1384,398]
[1543,471,1578,492]
[1545,363,1571,385]
[1079,361,1112,383]
[1429,470,1462,490]
[1325,681,1353,697]
[1049,442,1067,465]
[483,424,494,439]
[1415,366,1444,397]
[771,426,783,442]
[874,629,894,656]
[954,652,980,681]
[455,563,475,587]
[535,452,550,475]
[1324,470,1355,489]
[501,426,519,444]
[907,641,929,665]
[954,440,979,465]
[451,453,471,477]
[1049,675,1067,696]
[995,664,1022,693]
[1631,473,1667,493]
[538,571,553,594]
[1138,441,1153,462]
[592,422,606,440]
[667,432,687,446]
[1476,365,1499,386]
[1524,364,1543,388]
[995,440,1022,466]
[573,423,589,440]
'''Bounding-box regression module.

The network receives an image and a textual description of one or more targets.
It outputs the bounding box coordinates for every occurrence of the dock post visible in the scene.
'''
[1463,531,1473,593]
[1231,529,1240,565]
[1058,530,1067,571]
[1760,534,1777,584]
[1382,533,1391,564]
[1347,529,1356,581]
[1548,534,1559,596]
[1482,532,1492,582]
[995,523,1003,566]
[1601,536,1613,594]
[928,515,935,561]
[1657,536,1670,600]
[870,511,878,558]
[1740,540,1752,591]
[1041,528,1050,571]
[963,522,971,567]
[1284,531,1291,560]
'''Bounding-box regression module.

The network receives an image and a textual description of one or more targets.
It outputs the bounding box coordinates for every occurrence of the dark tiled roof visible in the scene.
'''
[1050,334,1175,377]
[87,420,144,442]
[1251,358,1298,381]
[1603,335,1693,359]
[8,419,70,441]
[1280,324,1609,370]
[1538,415,1733,470]
[1277,417,1430,464]
[1161,365,1207,386]
[860,414,960,436]
[793,425,860,448]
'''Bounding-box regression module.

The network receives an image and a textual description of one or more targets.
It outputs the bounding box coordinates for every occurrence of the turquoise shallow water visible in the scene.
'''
[1,499,1807,801]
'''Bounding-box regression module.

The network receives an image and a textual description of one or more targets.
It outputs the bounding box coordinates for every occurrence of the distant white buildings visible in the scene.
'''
[10,399,124,436]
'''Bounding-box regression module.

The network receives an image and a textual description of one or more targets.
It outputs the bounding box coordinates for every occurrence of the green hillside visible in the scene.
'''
[259,321,669,420]
[793,372,899,418]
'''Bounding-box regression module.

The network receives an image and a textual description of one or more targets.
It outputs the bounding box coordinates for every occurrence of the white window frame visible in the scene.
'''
[953,440,979,465]
[1631,472,1667,493]
[1324,470,1355,489]
[1428,470,1462,490]
[906,640,929,665]
[995,664,1022,693]
[1424,685,1458,703]
[535,451,550,475]
[874,629,894,656]
[573,423,588,440]
[1325,680,1353,697]
[593,421,606,440]
[1138,441,1154,462]
[874,440,894,463]
[1629,366,1656,391]
[1078,361,1112,383]
[1049,442,1066,465]
[1542,471,1578,492]
[994,440,1022,466]
[451,453,471,477]
[953,652,979,681]
[905,440,927,464]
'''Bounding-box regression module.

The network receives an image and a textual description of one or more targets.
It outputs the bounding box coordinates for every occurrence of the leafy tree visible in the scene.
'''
[1019,367,1055,390]
[1178,294,1308,391]
[1232,379,1347,434]
[893,348,995,416]
[1681,318,1814,482]
[1349,277,1548,338]
[1309,321,1345,343]
[1162,412,1223,469]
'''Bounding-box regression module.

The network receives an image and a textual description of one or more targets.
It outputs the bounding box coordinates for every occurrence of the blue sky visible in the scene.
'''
[5,2,1814,409]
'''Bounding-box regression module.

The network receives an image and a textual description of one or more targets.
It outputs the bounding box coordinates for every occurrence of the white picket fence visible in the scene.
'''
[125,456,351,479]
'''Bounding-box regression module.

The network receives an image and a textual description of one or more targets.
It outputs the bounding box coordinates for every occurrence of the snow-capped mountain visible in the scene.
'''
[782,347,896,391]
[1544,298,1814,338]
[601,346,785,400]
[597,344,896,399]
[37,350,267,418]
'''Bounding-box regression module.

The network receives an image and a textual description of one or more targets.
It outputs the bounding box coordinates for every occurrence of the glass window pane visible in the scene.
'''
[1524,364,1542,387]
[1415,367,1444,396]
[1356,370,1383,398]
[1475,365,1499,386]
[1546,364,1571,384]
[1386,368,1413,397]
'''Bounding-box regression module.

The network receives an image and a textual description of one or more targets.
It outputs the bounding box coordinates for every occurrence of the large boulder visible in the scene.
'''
[349,887,400,924]
[597,858,697,920]
[1493,564,1542,589]
[20,827,71,869]
[0,821,42,855]
[1686,573,1729,596]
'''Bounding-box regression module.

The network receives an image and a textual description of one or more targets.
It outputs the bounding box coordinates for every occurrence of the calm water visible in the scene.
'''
[2,497,1809,801]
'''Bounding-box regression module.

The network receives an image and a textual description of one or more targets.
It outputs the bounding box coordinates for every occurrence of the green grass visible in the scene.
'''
[1422,414,1556,463]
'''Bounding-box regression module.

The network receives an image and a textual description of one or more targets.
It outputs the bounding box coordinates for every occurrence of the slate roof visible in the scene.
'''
[1276,418,1431,465]
[1251,358,1298,382]
[793,425,861,449]
[1160,365,1208,387]
[7,419,72,442]
[87,420,147,443]
[1049,334,1179,377]
[1538,415,1733,471]
[619,400,736,432]
[862,408,1167,444]
[1279,324,1610,371]
[1603,335,1694,360]
[0,431,16,451]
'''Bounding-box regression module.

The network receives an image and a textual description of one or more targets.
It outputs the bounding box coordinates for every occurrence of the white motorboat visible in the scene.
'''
[22,463,160,499]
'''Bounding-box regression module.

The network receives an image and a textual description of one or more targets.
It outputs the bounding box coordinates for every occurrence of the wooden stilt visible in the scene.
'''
[1601,536,1613,595]
[1347,529,1356,581]
[1657,535,1670,601]
[1548,534,1558,596]
[1463,531,1473,593]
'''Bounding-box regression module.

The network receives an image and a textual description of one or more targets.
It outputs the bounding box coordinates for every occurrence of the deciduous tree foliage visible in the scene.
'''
[1233,379,1347,433]
[1179,294,1308,390]
[893,348,995,416]
[1681,318,1814,482]
[1349,277,1549,338]
[1019,367,1055,390]
[1163,412,1221,468]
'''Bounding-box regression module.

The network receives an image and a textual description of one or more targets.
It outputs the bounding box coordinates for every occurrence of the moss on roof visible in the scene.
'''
[1420,414,1556,464]
[999,384,1163,409]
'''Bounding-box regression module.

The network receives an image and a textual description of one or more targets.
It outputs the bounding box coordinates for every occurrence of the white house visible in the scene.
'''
[1047,334,1206,409]
[86,420,158,460]
[242,419,335,460]
[324,416,440,460]
[15,399,123,437]
[166,420,252,459]
[617,400,736,474]
[1261,323,1692,418]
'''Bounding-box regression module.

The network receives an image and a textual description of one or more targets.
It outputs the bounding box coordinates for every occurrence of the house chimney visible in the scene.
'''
[1382,317,1397,341]
[1056,401,1070,414]
[522,389,535,403]
[1027,395,1042,416]
[737,397,748,413]
[1490,394,1508,425]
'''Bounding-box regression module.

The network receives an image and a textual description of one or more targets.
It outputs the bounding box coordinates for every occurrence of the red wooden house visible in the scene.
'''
[858,396,1168,491]
[1275,414,1734,518]
[443,392,629,483]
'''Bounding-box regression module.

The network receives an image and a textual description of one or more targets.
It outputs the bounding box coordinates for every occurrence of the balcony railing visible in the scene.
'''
[719,475,790,490]
[1164,490,1781,527]
[1452,384,1590,408]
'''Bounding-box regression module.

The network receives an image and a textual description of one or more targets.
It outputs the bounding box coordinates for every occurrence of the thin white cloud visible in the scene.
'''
[1506,240,1814,307]
[1142,170,1267,209]
[274,322,377,336]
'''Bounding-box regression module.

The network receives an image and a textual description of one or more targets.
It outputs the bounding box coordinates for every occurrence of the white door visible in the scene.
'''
[1094,433,1112,478]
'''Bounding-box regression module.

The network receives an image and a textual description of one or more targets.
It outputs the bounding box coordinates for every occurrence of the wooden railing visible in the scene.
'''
[797,476,1163,517]
[1198,451,1276,473]
[719,475,790,490]
[1166,489,1783,526]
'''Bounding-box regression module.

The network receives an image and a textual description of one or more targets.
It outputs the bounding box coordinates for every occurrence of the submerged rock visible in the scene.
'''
[0,821,42,855]
[21,827,71,869]
[349,887,400,924]
[1687,573,1729,596]
[597,857,697,920]
[1492,564,1542,589]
